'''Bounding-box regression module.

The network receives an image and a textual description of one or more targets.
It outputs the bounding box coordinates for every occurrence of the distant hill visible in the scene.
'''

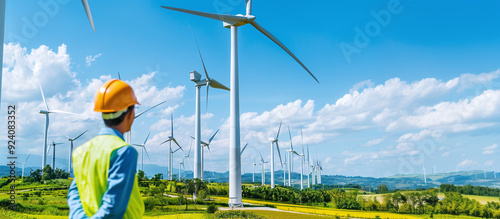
[2,159,498,191]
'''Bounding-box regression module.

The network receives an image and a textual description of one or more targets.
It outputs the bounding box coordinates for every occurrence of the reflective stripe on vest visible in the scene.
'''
[72,135,144,218]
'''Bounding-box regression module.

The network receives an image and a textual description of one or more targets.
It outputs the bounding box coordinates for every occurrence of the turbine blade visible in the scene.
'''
[259,151,264,163]
[73,130,88,141]
[288,126,293,151]
[173,138,183,151]
[276,121,282,139]
[173,147,181,153]
[293,150,300,156]
[39,84,49,111]
[135,101,166,118]
[160,139,172,145]
[161,6,248,24]
[209,79,230,91]
[49,110,76,115]
[276,141,283,168]
[250,21,319,83]
[24,154,31,163]
[188,138,193,156]
[300,126,304,155]
[131,144,143,147]
[245,0,252,16]
[200,140,209,145]
[187,18,210,81]
[240,143,248,155]
[117,72,121,80]
[64,133,71,140]
[143,147,151,161]
[143,132,151,145]
[208,129,219,143]
[81,0,95,32]
[187,156,193,171]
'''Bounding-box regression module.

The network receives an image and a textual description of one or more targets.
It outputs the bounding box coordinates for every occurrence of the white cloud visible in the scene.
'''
[441,152,450,157]
[458,159,476,168]
[483,144,497,155]
[484,160,494,166]
[3,43,76,101]
[363,138,384,147]
[387,89,500,132]
[85,53,102,66]
[398,129,444,142]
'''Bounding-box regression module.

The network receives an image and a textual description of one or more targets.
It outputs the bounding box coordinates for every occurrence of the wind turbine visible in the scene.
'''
[132,132,151,172]
[39,85,75,170]
[161,1,319,207]
[21,154,31,179]
[252,159,256,183]
[48,141,64,169]
[179,160,184,180]
[192,129,219,181]
[269,121,283,188]
[160,114,183,180]
[282,154,287,186]
[184,139,194,176]
[65,130,87,177]
[316,161,323,184]
[127,101,166,144]
[258,151,268,186]
[299,153,305,190]
[423,165,427,184]
[188,20,230,183]
[301,128,311,188]
[287,126,299,187]
[433,165,436,174]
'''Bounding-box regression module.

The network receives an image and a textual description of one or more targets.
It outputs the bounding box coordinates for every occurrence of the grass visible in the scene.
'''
[247,210,327,218]
[215,196,420,219]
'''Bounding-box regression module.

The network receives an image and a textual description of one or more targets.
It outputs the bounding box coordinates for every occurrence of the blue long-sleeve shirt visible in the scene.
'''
[68,127,138,219]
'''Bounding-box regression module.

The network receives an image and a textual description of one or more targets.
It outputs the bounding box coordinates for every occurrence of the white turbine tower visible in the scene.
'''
[299,153,305,190]
[287,126,299,187]
[160,114,183,180]
[258,152,268,186]
[189,21,230,183]
[317,161,323,184]
[132,132,151,172]
[269,122,283,188]
[65,130,87,177]
[21,154,31,179]
[48,141,63,170]
[311,161,316,185]
[423,166,427,184]
[184,140,194,177]
[252,159,256,183]
[282,155,287,186]
[39,86,75,170]
[161,1,319,207]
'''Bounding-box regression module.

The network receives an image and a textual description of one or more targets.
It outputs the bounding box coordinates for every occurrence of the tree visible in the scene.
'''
[42,165,55,181]
[377,184,389,194]
[137,170,145,181]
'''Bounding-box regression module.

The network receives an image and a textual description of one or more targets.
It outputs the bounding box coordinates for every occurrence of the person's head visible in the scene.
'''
[94,79,139,133]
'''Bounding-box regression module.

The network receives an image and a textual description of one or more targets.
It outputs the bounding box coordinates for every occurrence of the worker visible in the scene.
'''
[67,79,145,218]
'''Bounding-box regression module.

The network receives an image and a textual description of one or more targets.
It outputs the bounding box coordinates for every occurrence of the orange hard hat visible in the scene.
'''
[94,79,140,113]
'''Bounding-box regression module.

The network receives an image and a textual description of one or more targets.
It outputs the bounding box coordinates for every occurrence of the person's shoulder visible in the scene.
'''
[117,145,138,156]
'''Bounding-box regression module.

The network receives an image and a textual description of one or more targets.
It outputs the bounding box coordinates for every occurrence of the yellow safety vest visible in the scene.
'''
[72,135,144,218]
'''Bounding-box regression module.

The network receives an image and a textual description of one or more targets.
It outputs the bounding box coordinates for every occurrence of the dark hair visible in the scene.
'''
[103,105,134,127]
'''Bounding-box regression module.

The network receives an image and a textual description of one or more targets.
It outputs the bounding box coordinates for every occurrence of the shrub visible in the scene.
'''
[214,210,264,219]
[144,197,158,211]
[207,203,218,213]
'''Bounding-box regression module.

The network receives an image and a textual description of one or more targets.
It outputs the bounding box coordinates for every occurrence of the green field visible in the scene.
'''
[1,178,499,219]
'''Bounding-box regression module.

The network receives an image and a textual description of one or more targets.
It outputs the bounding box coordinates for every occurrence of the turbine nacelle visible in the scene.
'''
[222,15,255,28]
[39,110,49,114]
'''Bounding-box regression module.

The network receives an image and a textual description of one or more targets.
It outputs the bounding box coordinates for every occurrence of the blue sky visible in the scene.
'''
[2,0,500,178]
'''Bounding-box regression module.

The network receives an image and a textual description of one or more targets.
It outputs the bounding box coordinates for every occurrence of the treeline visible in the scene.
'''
[440,184,500,197]
[242,186,331,204]
[22,165,69,183]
